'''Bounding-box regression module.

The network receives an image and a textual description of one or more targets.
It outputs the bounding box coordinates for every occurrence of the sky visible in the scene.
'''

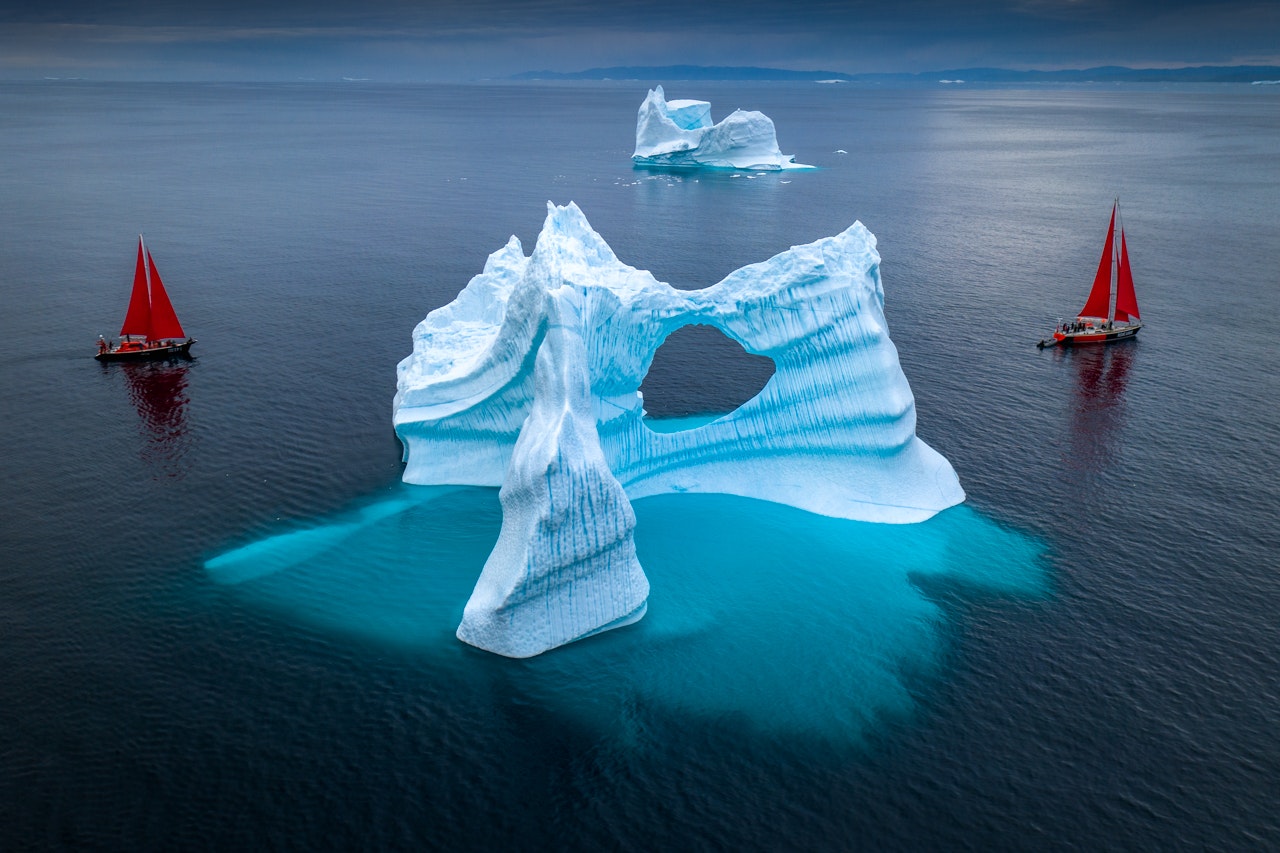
[1,0,1277,81]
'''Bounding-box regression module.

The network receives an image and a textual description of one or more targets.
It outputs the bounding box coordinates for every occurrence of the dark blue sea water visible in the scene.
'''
[2,80,1278,850]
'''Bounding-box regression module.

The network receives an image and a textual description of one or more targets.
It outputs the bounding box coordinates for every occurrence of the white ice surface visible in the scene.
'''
[394,202,963,656]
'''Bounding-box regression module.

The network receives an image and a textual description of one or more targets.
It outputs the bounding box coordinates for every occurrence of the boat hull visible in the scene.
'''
[95,339,195,361]
[1038,324,1140,349]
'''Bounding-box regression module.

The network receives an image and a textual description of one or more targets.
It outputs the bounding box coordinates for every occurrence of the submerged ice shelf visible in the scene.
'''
[203,487,1046,742]
[632,85,813,171]
[394,202,964,657]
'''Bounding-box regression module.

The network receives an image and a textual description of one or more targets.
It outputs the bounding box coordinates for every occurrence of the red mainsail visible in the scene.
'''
[1113,230,1140,322]
[1078,203,1116,320]
[117,237,185,340]
[119,239,152,337]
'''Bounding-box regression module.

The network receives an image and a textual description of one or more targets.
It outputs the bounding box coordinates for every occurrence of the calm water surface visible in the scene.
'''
[1,81,1277,850]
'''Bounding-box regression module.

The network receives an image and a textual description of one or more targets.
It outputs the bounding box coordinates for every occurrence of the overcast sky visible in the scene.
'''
[2,0,1277,81]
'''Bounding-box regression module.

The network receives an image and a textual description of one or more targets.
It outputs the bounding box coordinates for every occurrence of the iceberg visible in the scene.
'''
[632,85,814,171]
[394,202,964,657]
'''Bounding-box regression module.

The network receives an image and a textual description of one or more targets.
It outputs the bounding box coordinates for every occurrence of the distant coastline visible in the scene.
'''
[513,64,1280,84]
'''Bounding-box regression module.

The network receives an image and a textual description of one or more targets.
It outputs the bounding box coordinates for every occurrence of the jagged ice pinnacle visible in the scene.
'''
[394,202,963,657]
[632,85,814,170]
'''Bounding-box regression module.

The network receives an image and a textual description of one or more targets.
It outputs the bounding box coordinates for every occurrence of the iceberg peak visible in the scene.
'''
[529,200,623,279]
[395,203,962,657]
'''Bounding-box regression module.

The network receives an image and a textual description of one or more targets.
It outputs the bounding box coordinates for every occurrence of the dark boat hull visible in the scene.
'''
[95,339,195,361]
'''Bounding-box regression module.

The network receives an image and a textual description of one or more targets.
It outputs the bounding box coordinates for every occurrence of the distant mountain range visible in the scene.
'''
[512,65,1280,84]
[512,65,852,82]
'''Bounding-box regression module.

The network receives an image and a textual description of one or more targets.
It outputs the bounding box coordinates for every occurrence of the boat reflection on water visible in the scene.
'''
[1063,342,1136,482]
[115,359,194,478]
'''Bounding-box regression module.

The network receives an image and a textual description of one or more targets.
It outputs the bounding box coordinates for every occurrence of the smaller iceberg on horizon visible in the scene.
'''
[632,85,813,171]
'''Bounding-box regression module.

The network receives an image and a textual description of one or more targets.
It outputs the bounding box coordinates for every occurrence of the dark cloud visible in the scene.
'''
[1,0,1275,79]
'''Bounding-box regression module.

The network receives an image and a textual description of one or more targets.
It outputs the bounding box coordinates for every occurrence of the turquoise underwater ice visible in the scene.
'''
[205,483,1047,742]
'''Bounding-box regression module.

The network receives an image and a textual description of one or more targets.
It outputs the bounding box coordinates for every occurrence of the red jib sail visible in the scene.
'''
[119,239,152,338]
[117,237,185,341]
[1078,203,1116,320]
[145,249,185,340]
[1113,230,1140,322]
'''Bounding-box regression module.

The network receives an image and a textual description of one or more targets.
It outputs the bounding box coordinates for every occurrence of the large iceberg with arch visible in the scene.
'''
[393,202,963,657]
[632,85,813,170]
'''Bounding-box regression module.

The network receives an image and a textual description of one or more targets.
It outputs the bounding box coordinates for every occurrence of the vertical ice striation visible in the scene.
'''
[455,279,649,658]
[395,202,964,656]
[632,85,814,171]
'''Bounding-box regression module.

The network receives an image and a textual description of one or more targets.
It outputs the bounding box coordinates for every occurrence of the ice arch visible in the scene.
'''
[393,202,964,657]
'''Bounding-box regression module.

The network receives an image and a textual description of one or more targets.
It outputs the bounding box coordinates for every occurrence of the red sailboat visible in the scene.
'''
[1038,201,1143,348]
[96,236,195,361]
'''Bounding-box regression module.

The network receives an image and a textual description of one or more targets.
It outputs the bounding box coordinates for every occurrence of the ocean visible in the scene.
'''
[1,80,1277,850]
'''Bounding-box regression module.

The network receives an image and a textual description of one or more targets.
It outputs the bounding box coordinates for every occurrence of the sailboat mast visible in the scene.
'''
[1114,207,1140,324]
[1105,199,1116,322]
[140,234,150,340]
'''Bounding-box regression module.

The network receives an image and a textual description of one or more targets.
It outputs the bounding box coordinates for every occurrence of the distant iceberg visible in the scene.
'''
[632,85,814,171]
[394,202,963,657]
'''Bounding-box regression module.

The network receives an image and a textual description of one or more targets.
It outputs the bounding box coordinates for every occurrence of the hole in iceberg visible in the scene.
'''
[640,324,774,429]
